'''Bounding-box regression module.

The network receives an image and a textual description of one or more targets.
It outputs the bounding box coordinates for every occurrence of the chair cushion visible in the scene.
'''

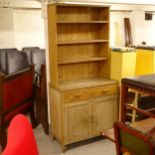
[0,48,18,73]
[22,47,40,64]
[32,49,45,74]
[6,51,29,74]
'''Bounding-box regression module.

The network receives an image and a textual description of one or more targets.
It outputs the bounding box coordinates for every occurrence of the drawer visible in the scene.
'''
[62,84,117,103]
[92,84,117,97]
[63,88,90,103]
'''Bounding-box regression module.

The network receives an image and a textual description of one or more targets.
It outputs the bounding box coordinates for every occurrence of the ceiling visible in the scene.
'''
[47,0,155,5]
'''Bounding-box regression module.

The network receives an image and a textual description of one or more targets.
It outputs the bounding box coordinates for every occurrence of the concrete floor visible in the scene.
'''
[34,125,116,155]
[0,124,116,155]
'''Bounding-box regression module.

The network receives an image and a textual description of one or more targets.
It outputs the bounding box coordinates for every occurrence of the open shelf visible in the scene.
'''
[58,57,108,65]
[57,5,109,22]
[57,21,109,24]
[58,40,109,45]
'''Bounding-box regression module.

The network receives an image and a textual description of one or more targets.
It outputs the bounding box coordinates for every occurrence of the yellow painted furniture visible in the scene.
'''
[135,49,155,76]
[110,48,136,85]
[110,48,136,121]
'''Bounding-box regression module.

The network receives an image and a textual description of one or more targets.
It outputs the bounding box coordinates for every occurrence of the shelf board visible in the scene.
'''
[58,40,109,45]
[55,77,116,90]
[57,21,109,24]
[58,57,107,65]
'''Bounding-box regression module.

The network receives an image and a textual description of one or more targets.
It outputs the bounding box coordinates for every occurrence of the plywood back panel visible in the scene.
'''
[57,6,109,22]
[58,43,108,62]
[59,61,109,82]
[57,24,108,42]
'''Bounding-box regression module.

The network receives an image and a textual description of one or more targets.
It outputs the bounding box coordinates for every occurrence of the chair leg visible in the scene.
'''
[30,105,38,128]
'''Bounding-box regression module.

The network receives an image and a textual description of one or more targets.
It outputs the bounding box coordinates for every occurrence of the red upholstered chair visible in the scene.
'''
[2,114,39,155]
[0,65,37,150]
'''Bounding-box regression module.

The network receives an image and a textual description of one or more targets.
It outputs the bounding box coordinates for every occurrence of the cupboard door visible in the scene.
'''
[93,94,118,136]
[63,100,92,143]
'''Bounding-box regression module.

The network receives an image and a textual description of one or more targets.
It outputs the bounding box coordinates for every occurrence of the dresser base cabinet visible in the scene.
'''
[49,82,118,151]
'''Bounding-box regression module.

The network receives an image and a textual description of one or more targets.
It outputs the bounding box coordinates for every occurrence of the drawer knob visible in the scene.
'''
[70,94,82,100]
[101,89,110,94]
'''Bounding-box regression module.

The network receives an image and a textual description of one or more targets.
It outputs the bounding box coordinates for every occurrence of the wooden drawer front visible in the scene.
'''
[63,88,89,103]
[63,84,117,103]
[92,84,117,97]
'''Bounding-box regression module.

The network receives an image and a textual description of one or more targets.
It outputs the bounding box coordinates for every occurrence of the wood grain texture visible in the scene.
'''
[48,4,118,151]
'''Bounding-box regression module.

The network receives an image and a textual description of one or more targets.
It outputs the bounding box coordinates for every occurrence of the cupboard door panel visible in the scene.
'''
[93,95,117,136]
[63,101,92,143]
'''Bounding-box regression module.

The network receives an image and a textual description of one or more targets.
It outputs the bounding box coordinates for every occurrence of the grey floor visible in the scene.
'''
[34,125,116,155]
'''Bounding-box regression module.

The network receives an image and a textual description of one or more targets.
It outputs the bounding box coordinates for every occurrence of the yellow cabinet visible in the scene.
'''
[135,49,155,76]
[110,50,136,85]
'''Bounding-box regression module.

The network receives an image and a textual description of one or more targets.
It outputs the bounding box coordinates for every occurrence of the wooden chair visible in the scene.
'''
[35,64,49,134]
[0,65,37,150]
[114,121,155,155]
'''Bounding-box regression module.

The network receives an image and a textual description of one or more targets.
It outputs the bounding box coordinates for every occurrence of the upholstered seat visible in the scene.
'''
[114,121,155,155]
[6,51,29,74]
[0,48,18,73]
[22,47,40,64]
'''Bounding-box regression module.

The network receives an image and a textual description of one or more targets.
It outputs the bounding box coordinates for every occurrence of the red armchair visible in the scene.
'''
[0,65,37,150]
[2,114,39,155]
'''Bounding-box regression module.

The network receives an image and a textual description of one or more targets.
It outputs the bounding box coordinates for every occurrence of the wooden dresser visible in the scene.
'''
[47,2,118,151]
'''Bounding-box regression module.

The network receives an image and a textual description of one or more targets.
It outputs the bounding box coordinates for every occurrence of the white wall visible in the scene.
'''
[1,2,155,49]
[110,9,155,47]
[0,0,44,50]
[13,9,45,50]
[110,12,132,47]
[0,8,15,48]
[131,11,155,46]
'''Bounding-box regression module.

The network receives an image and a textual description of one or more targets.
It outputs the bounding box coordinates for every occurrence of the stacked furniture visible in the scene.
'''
[0,47,48,150]
[0,63,37,149]
[47,2,118,151]
[114,121,155,155]
[104,74,155,155]
[22,47,49,134]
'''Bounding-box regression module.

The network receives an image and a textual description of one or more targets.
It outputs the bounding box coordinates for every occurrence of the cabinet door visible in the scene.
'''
[63,100,92,144]
[93,94,118,136]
